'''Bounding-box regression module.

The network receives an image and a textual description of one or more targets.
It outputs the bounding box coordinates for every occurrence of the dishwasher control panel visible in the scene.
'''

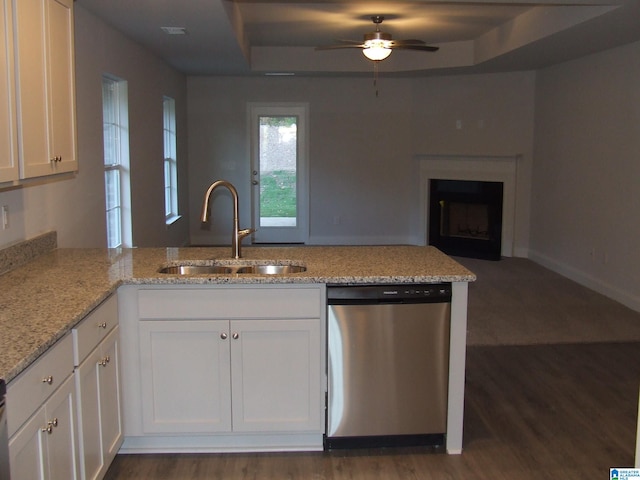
[327,283,451,304]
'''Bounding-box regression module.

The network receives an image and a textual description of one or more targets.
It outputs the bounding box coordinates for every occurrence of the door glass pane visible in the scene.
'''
[258,116,297,227]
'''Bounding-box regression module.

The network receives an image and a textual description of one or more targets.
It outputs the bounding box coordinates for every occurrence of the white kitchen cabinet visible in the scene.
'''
[73,295,122,480]
[0,0,18,183]
[12,0,77,179]
[7,334,79,480]
[118,284,325,452]
[230,318,321,433]
[138,319,232,434]
[139,317,321,435]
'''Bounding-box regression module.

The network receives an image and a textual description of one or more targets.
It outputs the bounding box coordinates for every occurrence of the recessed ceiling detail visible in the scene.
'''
[75,0,640,76]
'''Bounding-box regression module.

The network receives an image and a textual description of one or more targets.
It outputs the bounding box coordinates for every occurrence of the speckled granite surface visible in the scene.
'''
[0,245,475,383]
[0,231,57,275]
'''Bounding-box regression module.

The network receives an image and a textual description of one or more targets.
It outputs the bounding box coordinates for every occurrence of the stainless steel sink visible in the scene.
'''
[158,262,306,275]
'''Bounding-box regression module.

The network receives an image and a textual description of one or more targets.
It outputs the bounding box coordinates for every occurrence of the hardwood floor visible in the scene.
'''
[105,342,640,479]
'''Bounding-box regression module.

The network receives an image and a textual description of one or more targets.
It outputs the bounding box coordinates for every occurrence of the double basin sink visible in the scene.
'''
[159,260,307,276]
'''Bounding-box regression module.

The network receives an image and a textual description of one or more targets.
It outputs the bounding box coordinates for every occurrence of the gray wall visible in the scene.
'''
[0,5,190,249]
[531,40,640,310]
[188,71,535,248]
[1,5,638,313]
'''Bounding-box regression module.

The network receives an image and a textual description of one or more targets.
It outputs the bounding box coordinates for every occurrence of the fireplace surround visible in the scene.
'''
[418,154,519,258]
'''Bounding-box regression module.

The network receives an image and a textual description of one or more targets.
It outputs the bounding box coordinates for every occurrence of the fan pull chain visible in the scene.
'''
[373,60,380,97]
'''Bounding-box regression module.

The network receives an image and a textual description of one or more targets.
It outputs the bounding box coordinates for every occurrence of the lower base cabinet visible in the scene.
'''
[75,327,122,480]
[9,373,79,480]
[119,285,326,452]
[73,294,122,480]
[139,318,322,434]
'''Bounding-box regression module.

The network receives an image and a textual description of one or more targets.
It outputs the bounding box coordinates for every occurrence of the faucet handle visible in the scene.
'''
[238,228,256,238]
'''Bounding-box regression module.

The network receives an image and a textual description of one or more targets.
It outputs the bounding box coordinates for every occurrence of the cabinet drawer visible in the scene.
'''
[138,286,322,320]
[73,294,118,365]
[7,334,74,437]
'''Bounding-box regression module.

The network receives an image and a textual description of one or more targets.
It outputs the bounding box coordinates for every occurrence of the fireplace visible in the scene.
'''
[429,179,503,260]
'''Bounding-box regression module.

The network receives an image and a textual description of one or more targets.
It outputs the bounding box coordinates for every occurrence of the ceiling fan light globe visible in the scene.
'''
[363,47,392,61]
[362,39,392,61]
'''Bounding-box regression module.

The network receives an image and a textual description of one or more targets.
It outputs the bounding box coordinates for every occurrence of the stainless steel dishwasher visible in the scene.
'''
[325,283,451,449]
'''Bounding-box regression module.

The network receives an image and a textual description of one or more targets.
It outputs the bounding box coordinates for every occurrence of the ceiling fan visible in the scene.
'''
[315,15,439,62]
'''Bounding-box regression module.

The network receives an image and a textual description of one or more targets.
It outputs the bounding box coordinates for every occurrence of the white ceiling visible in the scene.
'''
[75,0,640,76]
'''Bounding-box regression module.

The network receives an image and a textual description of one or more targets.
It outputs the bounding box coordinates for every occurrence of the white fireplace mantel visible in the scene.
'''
[417,154,520,257]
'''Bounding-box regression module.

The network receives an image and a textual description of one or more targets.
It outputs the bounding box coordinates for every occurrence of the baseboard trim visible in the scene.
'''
[528,250,640,313]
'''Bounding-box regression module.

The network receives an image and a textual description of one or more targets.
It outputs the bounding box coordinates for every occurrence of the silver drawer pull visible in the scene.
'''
[220,333,228,340]
[98,322,108,329]
[232,333,239,340]
[42,375,53,385]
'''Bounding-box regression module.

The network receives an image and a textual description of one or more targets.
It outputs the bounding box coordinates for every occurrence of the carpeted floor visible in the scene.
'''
[456,256,640,346]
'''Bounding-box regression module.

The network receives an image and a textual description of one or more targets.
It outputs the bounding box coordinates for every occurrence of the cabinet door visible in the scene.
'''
[76,347,103,480]
[99,327,122,467]
[12,0,49,178]
[9,374,79,480]
[44,374,79,480]
[139,320,232,434]
[0,0,18,183]
[77,326,122,480]
[45,0,76,173]
[9,407,47,480]
[230,319,322,433]
[13,0,76,179]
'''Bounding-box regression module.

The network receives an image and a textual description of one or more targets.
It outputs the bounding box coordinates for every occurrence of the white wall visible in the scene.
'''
[0,5,190,249]
[187,71,535,249]
[530,40,640,310]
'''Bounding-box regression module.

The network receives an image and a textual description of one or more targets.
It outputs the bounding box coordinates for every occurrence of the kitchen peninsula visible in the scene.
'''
[0,237,475,472]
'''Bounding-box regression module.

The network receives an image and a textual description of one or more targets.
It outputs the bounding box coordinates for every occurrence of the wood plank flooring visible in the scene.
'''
[105,342,640,479]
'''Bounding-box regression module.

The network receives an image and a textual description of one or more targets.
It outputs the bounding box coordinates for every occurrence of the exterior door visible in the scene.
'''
[249,103,309,244]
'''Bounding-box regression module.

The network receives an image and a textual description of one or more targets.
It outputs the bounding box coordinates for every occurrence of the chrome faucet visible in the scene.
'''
[201,180,255,259]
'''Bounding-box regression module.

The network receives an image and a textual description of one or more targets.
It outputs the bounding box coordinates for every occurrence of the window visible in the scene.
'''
[163,96,179,223]
[102,76,132,248]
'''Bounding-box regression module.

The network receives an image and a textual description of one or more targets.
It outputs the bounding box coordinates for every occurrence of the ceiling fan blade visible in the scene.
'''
[393,44,439,52]
[390,39,426,46]
[315,44,365,51]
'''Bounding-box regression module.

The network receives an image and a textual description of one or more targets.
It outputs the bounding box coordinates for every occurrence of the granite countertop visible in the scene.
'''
[0,245,475,383]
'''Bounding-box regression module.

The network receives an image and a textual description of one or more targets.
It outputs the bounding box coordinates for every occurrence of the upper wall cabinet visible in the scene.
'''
[0,0,18,183]
[12,0,77,179]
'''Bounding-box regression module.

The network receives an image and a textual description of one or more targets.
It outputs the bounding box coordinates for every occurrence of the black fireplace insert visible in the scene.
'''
[428,179,503,260]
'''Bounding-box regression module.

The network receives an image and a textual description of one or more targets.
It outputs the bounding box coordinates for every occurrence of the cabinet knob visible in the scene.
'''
[220,333,228,340]
[232,333,239,340]
[98,356,111,367]
[42,375,53,385]
[98,322,108,329]
[41,418,58,434]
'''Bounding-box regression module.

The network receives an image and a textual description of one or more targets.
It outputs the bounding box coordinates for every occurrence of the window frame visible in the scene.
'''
[102,75,132,248]
[163,96,179,224]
